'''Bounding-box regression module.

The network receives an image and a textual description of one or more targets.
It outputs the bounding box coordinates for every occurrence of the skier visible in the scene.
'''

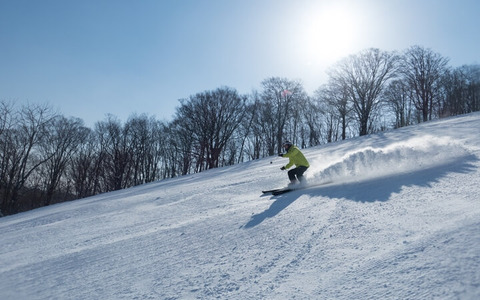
[278,141,310,187]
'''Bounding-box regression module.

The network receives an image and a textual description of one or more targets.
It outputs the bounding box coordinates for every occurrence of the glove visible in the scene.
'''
[280,166,286,170]
[278,153,283,157]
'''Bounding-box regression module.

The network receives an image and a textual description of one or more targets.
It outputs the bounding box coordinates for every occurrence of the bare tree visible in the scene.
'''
[258,77,306,154]
[464,64,480,112]
[0,101,14,138]
[38,116,88,205]
[0,101,15,215]
[316,81,352,141]
[124,114,164,185]
[95,115,133,192]
[441,64,480,116]
[144,118,165,182]
[0,103,56,215]
[243,93,266,160]
[301,98,323,147]
[401,45,449,122]
[175,87,246,170]
[383,80,414,128]
[68,128,99,199]
[167,118,193,176]
[329,48,399,136]
[285,92,309,148]
[236,92,259,163]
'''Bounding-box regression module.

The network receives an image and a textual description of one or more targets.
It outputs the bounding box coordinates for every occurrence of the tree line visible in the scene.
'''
[1,45,479,216]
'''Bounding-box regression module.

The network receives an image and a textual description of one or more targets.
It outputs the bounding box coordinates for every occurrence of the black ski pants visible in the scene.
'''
[288,166,308,183]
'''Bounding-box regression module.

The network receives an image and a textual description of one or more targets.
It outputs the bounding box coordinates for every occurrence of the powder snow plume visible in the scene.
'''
[308,135,470,184]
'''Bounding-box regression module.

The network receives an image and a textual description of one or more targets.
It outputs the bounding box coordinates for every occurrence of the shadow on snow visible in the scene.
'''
[244,153,478,229]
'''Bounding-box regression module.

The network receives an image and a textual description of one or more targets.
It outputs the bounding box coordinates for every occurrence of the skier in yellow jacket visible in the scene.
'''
[279,141,310,186]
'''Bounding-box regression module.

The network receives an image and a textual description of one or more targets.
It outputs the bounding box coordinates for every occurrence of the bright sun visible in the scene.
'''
[300,3,361,66]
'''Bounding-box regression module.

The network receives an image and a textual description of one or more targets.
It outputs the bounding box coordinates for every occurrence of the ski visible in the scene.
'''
[262,186,296,195]
[272,188,293,195]
[263,181,334,196]
[262,188,285,194]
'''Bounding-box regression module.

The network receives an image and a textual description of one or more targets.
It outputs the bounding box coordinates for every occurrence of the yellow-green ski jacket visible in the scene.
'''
[282,146,310,169]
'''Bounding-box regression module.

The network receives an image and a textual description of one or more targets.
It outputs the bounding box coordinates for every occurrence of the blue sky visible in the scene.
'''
[1,0,479,128]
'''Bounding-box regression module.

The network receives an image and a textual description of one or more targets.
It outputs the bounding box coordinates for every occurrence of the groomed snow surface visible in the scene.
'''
[1,113,480,300]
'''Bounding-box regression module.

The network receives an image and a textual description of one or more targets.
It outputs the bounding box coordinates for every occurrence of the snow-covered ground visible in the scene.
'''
[1,113,480,300]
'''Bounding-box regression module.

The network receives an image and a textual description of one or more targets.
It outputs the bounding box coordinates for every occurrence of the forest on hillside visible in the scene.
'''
[1,45,479,216]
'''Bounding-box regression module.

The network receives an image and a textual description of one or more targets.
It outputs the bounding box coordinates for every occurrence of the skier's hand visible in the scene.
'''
[280,166,286,170]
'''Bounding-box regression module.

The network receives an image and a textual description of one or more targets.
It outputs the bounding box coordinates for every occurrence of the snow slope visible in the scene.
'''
[1,113,480,300]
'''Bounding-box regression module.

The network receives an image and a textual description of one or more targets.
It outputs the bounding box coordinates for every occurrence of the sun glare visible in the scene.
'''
[301,3,361,66]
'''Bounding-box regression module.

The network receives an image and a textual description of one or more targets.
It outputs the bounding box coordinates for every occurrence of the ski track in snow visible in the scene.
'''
[1,112,480,299]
